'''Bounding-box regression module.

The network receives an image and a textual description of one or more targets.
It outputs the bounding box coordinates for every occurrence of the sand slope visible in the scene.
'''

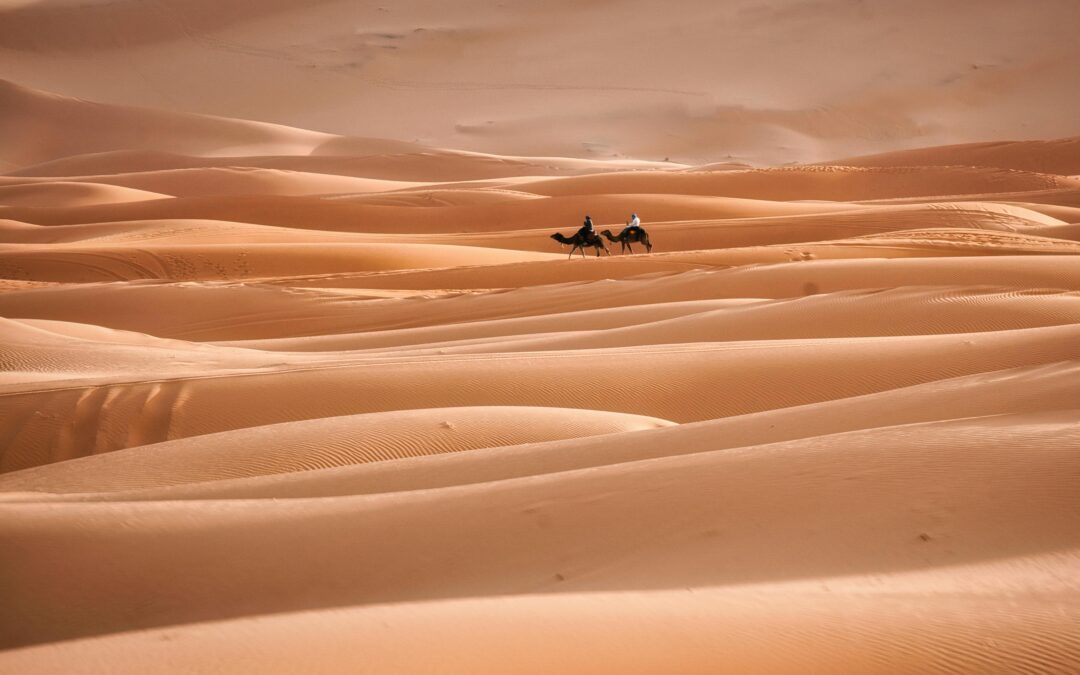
[3,411,1079,652]
[0,79,340,167]
[0,181,170,207]
[5,582,1076,674]
[4,1,1080,165]
[826,136,1080,175]
[2,81,1080,673]
[0,406,675,493]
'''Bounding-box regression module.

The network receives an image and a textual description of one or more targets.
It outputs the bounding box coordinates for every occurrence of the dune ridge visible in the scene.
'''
[2,72,1080,673]
[825,137,1080,176]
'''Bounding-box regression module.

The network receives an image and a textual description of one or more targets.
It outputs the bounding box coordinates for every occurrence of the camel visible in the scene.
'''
[601,226,653,254]
[550,231,610,259]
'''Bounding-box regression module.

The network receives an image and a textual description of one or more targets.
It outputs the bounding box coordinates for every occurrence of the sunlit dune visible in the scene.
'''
[824,137,1080,176]
[3,3,1080,670]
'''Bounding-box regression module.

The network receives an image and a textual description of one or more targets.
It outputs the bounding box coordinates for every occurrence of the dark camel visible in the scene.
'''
[550,231,610,259]
[601,227,653,254]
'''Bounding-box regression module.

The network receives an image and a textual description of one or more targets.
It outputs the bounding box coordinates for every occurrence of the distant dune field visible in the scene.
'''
[2,1,1080,670]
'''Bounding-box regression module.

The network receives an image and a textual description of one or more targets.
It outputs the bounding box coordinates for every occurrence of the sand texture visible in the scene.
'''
[3,2,1080,671]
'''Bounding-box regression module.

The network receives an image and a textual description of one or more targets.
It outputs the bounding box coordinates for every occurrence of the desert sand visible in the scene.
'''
[2,1,1080,672]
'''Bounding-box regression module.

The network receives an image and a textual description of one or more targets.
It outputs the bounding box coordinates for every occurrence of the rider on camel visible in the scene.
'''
[620,213,641,238]
[578,215,597,242]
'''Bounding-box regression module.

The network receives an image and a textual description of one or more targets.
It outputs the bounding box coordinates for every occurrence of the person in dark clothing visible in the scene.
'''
[577,215,596,242]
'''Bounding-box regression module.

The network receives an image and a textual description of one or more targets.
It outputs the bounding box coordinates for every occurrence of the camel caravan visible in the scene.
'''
[550,213,653,259]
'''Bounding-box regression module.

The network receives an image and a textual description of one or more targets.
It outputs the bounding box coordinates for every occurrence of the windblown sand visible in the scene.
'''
[2,2,1080,671]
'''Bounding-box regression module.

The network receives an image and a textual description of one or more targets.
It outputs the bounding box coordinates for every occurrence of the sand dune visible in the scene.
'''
[4,1,1080,165]
[21,219,1075,289]
[3,410,1078,651]
[4,53,1080,673]
[5,581,1076,674]
[7,194,1074,265]
[518,165,1080,201]
[0,78,676,179]
[0,316,284,386]
[233,287,1080,356]
[826,136,1080,175]
[7,148,681,182]
[250,247,1080,292]
[8,359,1079,504]
[3,321,1078,472]
[3,256,1080,340]
[0,79,342,167]
[0,406,674,494]
[0,181,170,207]
[0,192,858,233]
[0,169,423,199]
[0,242,561,283]
[0,201,1071,258]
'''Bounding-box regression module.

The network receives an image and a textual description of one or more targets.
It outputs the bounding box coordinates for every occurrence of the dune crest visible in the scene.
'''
[3,49,1080,673]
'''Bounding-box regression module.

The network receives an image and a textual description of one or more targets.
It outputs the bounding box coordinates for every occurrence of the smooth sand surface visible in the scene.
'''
[3,16,1080,671]
[825,137,1080,175]
[3,1,1080,166]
